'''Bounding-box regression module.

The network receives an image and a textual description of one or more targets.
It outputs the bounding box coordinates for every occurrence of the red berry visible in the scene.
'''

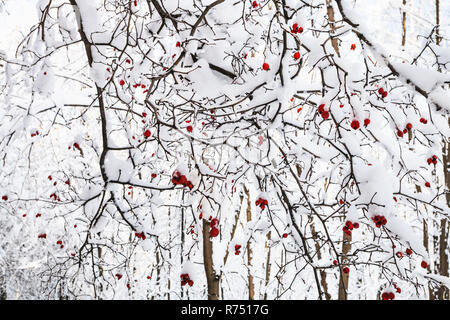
[382,292,389,300]
[282,233,288,238]
[425,182,430,188]
[186,125,193,133]
[397,129,403,137]
[144,129,151,138]
[406,248,413,255]
[343,267,349,274]
[293,51,301,60]
[378,88,384,95]
[262,63,270,71]
[119,80,125,86]
[211,218,219,227]
[252,1,258,8]
[176,41,181,47]
[1,195,7,201]
[210,227,219,237]
[318,104,325,114]
[321,111,330,120]
[350,44,356,50]
[351,120,360,130]
[364,118,370,126]
[406,123,412,130]
[333,260,338,266]
[421,260,428,268]
[115,274,123,280]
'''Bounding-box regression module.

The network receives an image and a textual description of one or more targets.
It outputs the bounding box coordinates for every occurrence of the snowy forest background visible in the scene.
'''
[0,0,449,300]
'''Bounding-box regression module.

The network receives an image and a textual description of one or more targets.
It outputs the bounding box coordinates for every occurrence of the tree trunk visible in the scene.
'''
[203,219,220,300]
[338,232,351,300]
[244,187,255,300]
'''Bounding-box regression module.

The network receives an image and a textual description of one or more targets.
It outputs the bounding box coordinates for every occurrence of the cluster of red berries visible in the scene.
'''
[419,117,428,124]
[291,23,303,34]
[317,104,330,120]
[397,126,410,137]
[427,155,438,165]
[56,240,64,249]
[181,273,194,287]
[381,291,395,300]
[342,220,359,236]
[210,218,220,238]
[235,244,242,255]
[135,232,146,240]
[378,87,388,98]
[171,170,194,190]
[38,233,47,239]
[255,197,268,210]
[49,193,61,202]
[372,215,387,228]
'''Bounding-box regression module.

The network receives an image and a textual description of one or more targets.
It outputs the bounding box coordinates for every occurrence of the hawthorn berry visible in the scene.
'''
[293,51,301,60]
[262,63,270,71]
[343,267,349,274]
[210,227,219,237]
[364,118,370,126]
[321,111,330,120]
[144,129,151,138]
[351,120,360,130]
[186,125,193,133]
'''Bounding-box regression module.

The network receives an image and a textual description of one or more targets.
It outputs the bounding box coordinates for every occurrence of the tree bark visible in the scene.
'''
[203,220,220,300]
[338,232,351,300]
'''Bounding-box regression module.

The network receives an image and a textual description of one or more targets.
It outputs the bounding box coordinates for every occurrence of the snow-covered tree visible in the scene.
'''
[0,0,449,300]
